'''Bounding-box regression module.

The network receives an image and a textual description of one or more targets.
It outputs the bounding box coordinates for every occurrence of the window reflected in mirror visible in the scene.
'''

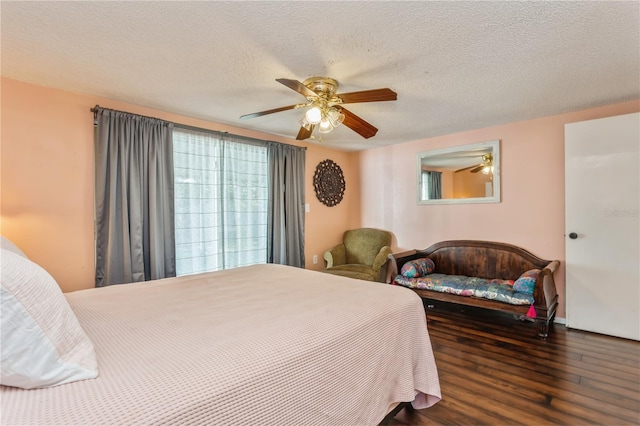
[417,140,500,205]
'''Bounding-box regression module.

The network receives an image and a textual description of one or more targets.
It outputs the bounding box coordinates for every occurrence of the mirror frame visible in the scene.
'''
[416,139,501,205]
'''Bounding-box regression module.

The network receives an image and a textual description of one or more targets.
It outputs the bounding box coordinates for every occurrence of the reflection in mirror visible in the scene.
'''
[417,140,500,204]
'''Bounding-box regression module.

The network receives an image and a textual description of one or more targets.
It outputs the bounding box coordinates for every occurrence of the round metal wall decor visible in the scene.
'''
[313,159,345,207]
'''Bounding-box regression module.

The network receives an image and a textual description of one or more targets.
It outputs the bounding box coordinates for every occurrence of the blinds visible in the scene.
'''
[173,128,268,276]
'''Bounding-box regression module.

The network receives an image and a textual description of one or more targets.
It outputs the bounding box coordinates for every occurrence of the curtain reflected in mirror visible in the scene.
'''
[417,140,500,205]
[421,171,442,200]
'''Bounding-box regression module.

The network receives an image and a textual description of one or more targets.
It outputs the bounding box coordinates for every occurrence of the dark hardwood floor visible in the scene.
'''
[390,301,640,426]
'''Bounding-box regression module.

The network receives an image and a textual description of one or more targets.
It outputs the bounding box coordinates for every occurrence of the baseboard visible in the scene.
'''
[554,317,566,325]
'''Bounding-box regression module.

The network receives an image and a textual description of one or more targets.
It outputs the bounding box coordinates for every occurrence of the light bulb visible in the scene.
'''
[327,108,345,127]
[305,106,322,124]
[318,118,333,133]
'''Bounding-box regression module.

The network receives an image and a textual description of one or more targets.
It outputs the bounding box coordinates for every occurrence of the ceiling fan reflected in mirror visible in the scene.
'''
[240,77,397,140]
[455,154,494,174]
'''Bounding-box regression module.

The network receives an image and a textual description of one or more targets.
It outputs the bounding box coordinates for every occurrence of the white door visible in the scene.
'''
[565,112,640,341]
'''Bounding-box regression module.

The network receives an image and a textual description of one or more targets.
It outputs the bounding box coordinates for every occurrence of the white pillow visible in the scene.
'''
[1,236,27,258]
[1,249,99,389]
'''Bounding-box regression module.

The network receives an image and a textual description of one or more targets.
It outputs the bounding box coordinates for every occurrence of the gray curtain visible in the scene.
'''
[267,143,306,267]
[428,171,442,200]
[94,108,176,286]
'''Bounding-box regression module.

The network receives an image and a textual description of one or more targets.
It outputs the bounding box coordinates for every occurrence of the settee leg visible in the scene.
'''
[537,320,550,339]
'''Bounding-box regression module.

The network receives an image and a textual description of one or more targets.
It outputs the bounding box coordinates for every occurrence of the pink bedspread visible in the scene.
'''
[1,264,440,425]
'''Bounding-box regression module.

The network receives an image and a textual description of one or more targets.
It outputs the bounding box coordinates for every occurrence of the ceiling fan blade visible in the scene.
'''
[337,88,397,104]
[470,165,484,173]
[455,165,477,173]
[296,124,315,140]
[240,104,298,120]
[337,107,378,139]
[276,78,317,98]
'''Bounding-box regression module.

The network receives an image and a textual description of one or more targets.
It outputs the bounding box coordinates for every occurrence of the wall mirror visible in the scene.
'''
[417,140,500,205]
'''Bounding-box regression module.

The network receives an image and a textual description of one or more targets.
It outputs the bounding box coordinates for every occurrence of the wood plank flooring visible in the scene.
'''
[390,300,640,426]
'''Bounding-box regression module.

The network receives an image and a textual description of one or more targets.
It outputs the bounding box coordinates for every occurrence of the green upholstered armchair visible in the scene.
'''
[323,228,393,282]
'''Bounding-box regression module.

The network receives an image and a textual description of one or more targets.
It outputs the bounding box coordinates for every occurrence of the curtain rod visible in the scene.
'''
[91,105,177,127]
[90,105,305,150]
[91,105,231,139]
[90,104,229,136]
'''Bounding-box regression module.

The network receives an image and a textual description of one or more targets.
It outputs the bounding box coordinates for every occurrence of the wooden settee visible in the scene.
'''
[386,240,560,338]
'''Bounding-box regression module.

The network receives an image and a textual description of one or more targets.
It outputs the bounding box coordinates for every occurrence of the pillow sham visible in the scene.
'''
[513,269,540,294]
[400,257,436,278]
[1,236,27,258]
[1,249,99,389]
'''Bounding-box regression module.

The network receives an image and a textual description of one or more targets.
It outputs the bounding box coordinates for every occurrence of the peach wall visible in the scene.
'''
[305,147,361,271]
[4,75,637,318]
[453,171,492,198]
[441,170,454,198]
[358,99,640,319]
[1,77,359,291]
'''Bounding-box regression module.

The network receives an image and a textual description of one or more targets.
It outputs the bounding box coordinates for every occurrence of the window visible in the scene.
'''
[173,128,268,276]
[421,171,431,200]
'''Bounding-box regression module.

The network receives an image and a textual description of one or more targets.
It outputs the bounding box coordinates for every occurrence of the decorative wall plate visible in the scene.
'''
[313,159,345,207]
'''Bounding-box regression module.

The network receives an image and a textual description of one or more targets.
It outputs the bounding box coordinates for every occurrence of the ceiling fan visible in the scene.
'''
[239,77,397,140]
[455,153,494,174]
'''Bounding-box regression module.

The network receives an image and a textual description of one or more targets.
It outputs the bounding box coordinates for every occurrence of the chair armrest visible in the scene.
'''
[324,244,346,268]
[372,246,392,272]
[373,246,393,282]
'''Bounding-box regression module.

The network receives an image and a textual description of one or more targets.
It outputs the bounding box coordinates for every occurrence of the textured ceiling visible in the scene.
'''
[2,1,639,151]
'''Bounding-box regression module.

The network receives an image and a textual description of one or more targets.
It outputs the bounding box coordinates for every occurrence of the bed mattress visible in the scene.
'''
[1,263,440,425]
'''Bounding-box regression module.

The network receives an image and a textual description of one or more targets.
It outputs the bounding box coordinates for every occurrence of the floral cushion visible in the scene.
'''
[393,273,534,306]
[513,269,540,294]
[400,258,435,278]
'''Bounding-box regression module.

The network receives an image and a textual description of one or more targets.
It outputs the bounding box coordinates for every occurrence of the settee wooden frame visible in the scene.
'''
[386,240,560,338]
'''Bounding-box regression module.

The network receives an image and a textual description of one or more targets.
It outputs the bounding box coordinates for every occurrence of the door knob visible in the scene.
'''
[568,232,578,239]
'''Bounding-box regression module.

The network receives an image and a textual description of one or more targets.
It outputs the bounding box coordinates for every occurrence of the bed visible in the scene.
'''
[1,256,441,425]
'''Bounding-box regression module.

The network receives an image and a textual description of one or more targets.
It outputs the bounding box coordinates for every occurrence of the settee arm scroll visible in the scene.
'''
[385,250,418,283]
[534,260,560,311]
[544,260,560,275]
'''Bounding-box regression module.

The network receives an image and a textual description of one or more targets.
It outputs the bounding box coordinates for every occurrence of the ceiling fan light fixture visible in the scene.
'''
[299,118,312,130]
[240,76,397,141]
[305,106,322,124]
[481,155,494,174]
[318,117,334,133]
[327,108,345,127]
